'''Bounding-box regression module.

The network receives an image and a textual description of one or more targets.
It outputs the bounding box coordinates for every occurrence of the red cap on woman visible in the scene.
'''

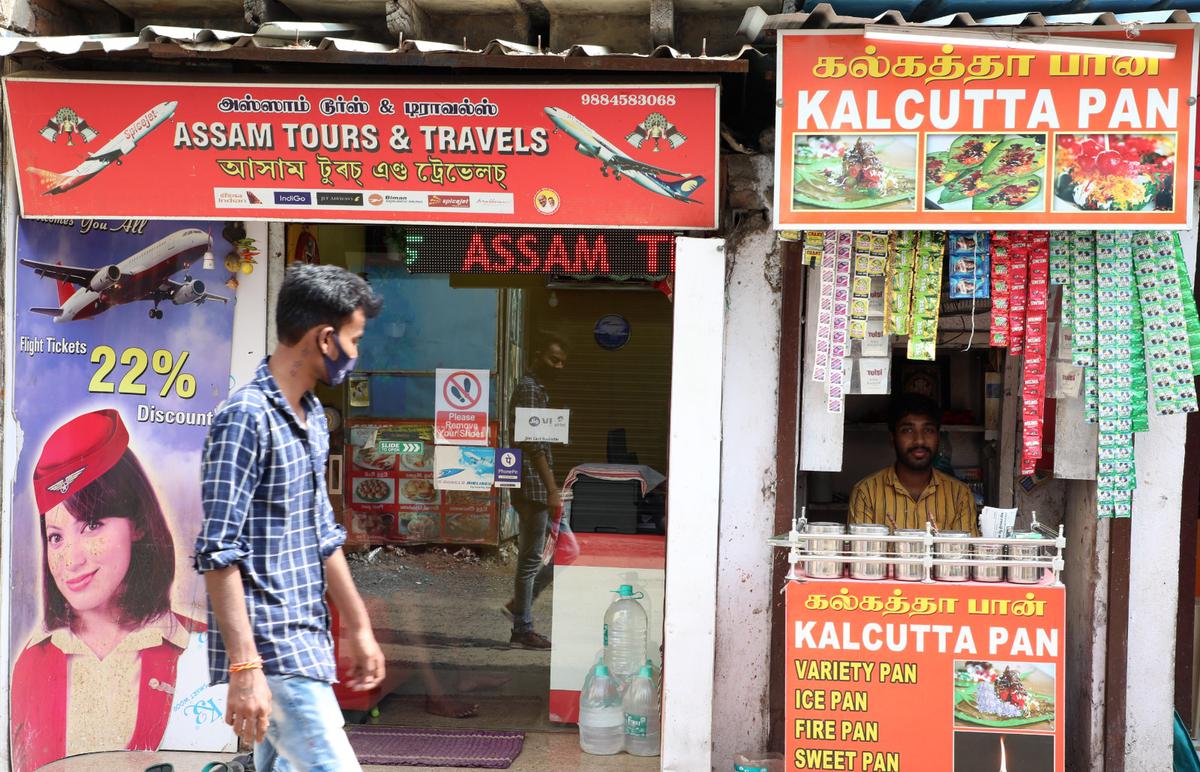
[33,409,129,514]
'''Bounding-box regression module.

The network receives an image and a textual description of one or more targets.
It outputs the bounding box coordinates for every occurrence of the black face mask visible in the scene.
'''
[535,361,560,384]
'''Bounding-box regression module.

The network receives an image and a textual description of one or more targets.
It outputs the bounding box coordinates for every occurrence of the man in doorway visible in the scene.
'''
[848,392,979,535]
[196,264,385,770]
[504,332,569,649]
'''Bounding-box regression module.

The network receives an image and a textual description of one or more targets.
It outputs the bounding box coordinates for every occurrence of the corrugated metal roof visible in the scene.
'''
[793,0,1200,24]
[738,2,1198,36]
[0,20,759,69]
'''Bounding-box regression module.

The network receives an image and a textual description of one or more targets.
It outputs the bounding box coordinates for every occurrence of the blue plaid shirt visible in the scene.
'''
[195,359,346,684]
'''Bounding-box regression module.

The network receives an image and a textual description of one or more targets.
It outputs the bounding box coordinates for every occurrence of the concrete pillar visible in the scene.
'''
[1124,199,1198,769]
[711,197,783,767]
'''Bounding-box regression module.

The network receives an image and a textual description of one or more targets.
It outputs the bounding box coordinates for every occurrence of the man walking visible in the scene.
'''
[196,264,385,771]
[505,332,569,649]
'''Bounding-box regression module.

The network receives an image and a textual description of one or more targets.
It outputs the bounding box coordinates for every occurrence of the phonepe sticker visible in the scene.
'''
[495,448,522,488]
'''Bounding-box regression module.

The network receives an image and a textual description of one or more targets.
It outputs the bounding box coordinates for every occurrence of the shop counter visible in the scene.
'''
[548,532,666,724]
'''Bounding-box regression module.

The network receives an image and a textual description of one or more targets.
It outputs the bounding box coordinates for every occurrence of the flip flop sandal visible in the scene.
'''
[201,763,248,772]
[144,766,174,772]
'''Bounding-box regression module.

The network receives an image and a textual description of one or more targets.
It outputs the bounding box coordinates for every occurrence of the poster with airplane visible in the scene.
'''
[2,78,719,229]
[20,227,229,322]
[8,218,240,769]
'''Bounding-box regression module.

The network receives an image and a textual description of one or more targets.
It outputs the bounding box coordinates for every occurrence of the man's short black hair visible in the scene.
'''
[887,392,942,432]
[533,330,569,355]
[276,264,382,345]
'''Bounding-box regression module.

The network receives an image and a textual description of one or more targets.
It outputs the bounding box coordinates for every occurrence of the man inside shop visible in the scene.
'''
[504,332,569,649]
[848,392,979,535]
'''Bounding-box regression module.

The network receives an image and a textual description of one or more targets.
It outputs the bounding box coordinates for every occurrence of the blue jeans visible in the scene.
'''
[254,675,362,772]
[512,497,555,633]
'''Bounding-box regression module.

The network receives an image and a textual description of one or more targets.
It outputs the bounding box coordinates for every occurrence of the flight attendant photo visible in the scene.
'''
[9,409,202,772]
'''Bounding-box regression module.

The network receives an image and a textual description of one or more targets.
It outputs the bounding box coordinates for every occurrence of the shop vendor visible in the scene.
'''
[848,393,979,535]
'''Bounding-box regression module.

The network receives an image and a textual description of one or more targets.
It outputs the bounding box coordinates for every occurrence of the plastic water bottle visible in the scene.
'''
[622,664,661,756]
[578,664,624,755]
[604,584,648,687]
[644,658,664,694]
[579,650,604,702]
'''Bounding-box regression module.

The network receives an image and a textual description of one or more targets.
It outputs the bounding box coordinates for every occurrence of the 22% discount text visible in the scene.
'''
[88,346,197,398]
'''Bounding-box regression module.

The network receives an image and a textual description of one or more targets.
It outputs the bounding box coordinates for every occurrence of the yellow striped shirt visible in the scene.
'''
[848,466,978,535]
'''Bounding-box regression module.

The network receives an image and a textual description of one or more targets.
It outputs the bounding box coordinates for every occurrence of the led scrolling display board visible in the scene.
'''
[399,226,676,275]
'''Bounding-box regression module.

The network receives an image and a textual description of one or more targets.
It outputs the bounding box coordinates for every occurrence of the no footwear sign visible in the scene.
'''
[435,368,490,445]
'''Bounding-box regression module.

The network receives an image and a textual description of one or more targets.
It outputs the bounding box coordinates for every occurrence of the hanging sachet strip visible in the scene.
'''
[885,231,917,336]
[1049,231,1071,287]
[813,231,838,384]
[1172,232,1200,377]
[850,232,873,340]
[826,231,854,413]
[1095,231,1137,519]
[907,231,945,361]
[990,233,1011,348]
[1019,233,1050,476]
[802,230,824,266]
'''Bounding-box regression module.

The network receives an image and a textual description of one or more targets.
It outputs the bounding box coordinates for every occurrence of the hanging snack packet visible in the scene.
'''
[813,232,838,383]
[991,232,1011,348]
[1008,241,1029,356]
[886,231,918,336]
[948,231,991,299]
[1095,232,1139,500]
[1070,231,1098,369]
[1050,232,1071,286]
[869,231,889,276]
[850,232,874,340]
[907,231,945,361]
[1170,233,1200,377]
[1020,241,1050,475]
[802,230,825,266]
[827,232,855,413]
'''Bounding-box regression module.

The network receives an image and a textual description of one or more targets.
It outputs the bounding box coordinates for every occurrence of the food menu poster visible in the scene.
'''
[775,26,1198,230]
[3,78,718,229]
[345,421,499,546]
[785,581,1065,772]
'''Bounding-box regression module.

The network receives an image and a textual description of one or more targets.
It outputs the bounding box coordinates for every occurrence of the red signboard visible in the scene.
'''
[2,78,719,229]
[775,26,1199,230]
[786,580,1066,772]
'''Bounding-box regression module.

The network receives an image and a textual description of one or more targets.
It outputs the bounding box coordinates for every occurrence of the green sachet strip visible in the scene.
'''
[906,233,944,361]
[1172,234,1200,376]
[1084,364,1099,423]
[1071,232,1097,369]
[1134,233,1175,417]
[1132,295,1149,433]
[1050,232,1071,287]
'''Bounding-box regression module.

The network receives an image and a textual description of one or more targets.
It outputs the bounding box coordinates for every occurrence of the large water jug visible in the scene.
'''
[578,664,624,755]
[623,664,661,756]
[604,584,648,686]
[579,650,604,702]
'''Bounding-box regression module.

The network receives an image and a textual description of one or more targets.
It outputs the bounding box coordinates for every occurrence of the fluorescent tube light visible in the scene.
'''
[863,24,1177,60]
